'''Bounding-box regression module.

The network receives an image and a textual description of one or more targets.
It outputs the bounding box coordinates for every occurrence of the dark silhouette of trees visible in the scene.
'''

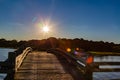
[0,38,17,48]
[17,41,27,47]
[58,38,72,50]
[8,40,17,48]
[0,38,120,52]
[26,37,59,51]
[46,37,59,48]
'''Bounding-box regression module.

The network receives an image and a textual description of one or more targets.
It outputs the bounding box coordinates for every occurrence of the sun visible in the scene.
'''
[43,26,49,32]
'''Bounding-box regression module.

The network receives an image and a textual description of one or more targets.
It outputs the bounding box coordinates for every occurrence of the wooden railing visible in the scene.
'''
[91,55,120,71]
[47,48,120,80]
[15,47,32,71]
[0,47,32,79]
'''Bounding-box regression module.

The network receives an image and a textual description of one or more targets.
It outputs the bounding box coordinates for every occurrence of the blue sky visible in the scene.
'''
[0,0,120,43]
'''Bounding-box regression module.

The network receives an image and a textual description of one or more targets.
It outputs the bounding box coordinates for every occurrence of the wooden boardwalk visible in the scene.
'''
[14,51,74,80]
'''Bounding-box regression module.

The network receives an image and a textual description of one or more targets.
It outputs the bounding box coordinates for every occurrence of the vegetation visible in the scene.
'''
[0,37,120,52]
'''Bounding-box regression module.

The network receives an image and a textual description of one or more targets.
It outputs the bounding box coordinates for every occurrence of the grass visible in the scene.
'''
[88,51,120,56]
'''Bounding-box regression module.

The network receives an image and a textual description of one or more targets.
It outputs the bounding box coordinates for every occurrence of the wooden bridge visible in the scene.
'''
[15,51,75,80]
[0,47,85,80]
[0,47,120,80]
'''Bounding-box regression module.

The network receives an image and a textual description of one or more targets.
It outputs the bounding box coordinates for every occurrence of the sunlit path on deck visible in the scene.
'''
[14,51,74,80]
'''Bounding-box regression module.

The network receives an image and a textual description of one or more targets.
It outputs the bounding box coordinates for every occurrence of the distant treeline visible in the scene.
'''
[0,37,120,52]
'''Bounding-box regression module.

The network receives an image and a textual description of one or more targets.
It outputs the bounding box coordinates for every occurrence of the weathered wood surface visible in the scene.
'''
[14,51,74,80]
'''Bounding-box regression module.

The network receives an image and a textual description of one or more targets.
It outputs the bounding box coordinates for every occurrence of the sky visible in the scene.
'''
[0,0,120,43]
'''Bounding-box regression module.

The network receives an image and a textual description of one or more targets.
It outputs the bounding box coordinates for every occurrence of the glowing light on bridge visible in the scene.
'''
[66,48,71,52]
[86,56,93,64]
[76,48,79,51]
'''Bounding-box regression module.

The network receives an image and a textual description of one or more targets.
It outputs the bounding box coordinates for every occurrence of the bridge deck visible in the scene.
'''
[14,51,74,80]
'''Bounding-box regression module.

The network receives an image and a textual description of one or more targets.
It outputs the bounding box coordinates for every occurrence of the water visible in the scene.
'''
[0,48,15,61]
[93,55,120,80]
[93,72,120,80]
[94,56,120,62]
[0,48,15,80]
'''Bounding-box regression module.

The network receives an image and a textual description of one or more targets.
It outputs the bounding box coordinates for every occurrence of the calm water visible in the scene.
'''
[93,72,120,80]
[0,48,15,61]
[94,56,120,62]
[0,48,15,80]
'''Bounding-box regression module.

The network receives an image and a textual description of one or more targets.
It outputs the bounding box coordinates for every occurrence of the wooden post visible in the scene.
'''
[85,65,93,80]
[8,52,16,68]
[4,70,15,80]
[5,52,16,79]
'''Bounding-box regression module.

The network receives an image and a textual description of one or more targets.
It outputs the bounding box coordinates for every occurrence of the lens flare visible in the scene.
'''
[66,48,71,52]
[43,26,49,32]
